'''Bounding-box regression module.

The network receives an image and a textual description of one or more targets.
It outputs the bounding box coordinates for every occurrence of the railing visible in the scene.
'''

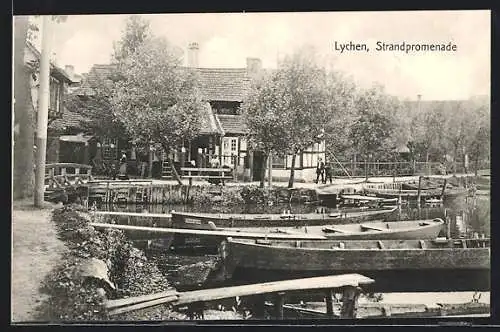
[330,161,474,177]
[180,167,234,185]
[45,163,93,190]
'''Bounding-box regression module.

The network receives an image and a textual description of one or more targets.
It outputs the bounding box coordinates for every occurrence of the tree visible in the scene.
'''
[64,68,127,140]
[323,72,358,170]
[349,85,400,179]
[408,102,447,164]
[111,37,205,185]
[466,97,490,174]
[242,49,331,188]
[112,15,152,63]
[13,16,34,199]
[13,15,67,200]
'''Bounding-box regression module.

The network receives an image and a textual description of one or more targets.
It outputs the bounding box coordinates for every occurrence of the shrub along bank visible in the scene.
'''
[35,205,179,321]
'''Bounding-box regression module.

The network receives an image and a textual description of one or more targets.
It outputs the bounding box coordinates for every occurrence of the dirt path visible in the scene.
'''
[11,200,66,322]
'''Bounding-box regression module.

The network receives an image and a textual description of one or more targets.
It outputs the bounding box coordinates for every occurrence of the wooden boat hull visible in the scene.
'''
[225,219,444,241]
[220,238,490,292]
[126,217,443,254]
[171,207,398,228]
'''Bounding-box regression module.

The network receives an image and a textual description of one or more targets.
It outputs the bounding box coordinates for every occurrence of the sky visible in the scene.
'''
[25,10,490,100]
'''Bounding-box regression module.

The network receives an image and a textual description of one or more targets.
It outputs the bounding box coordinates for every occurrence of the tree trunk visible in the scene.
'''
[13,16,34,200]
[426,151,430,175]
[259,153,268,188]
[288,152,297,188]
[161,143,183,185]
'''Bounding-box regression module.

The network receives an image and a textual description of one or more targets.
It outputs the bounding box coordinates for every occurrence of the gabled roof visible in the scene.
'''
[25,41,73,83]
[76,64,254,102]
[199,102,224,135]
[83,64,118,87]
[194,68,251,102]
[49,108,87,131]
[215,114,247,135]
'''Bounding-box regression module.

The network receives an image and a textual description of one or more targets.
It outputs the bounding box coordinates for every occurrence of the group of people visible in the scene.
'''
[315,158,333,184]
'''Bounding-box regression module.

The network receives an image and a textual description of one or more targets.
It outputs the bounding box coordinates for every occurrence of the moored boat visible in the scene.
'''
[219,237,491,292]
[216,218,445,240]
[170,206,398,228]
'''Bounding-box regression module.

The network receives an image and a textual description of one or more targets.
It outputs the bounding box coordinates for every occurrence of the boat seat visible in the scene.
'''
[360,224,385,232]
[322,227,347,233]
[253,216,271,220]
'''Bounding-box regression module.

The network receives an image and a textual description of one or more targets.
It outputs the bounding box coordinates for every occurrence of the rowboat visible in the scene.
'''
[170,206,398,228]
[220,218,445,240]
[339,194,398,207]
[219,237,491,292]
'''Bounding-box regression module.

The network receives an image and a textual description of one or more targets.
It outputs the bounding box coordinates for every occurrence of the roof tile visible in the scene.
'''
[216,114,247,135]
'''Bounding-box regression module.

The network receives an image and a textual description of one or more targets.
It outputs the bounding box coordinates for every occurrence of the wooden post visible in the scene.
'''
[352,154,356,177]
[268,151,272,187]
[340,286,360,319]
[445,208,451,240]
[325,289,335,318]
[417,175,422,208]
[274,292,285,319]
[34,16,52,207]
[441,178,448,200]
[233,154,237,181]
[253,294,266,319]
[364,158,368,182]
[148,144,153,178]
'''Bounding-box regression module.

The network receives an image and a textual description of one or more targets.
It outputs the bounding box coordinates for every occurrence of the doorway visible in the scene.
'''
[252,151,264,181]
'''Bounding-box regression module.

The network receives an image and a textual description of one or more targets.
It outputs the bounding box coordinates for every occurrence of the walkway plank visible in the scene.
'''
[175,274,374,306]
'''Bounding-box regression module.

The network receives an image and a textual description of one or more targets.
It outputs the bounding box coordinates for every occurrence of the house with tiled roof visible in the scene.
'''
[67,42,325,182]
[14,41,76,163]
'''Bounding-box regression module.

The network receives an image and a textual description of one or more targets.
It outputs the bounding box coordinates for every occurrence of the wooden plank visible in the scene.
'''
[89,222,327,240]
[181,167,229,172]
[174,274,374,306]
[105,289,179,309]
[183,176,233,179]
[94,211,172,219]
[107,295,179,316]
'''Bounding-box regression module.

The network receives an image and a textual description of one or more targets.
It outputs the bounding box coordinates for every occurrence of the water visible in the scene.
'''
[98,194,490,315]
[98,194,490,238]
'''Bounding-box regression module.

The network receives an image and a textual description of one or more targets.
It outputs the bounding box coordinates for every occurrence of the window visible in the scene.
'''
[272,154,286,169]
[102,138,118,161]
[49,77,62,118]
[230,138,237,153]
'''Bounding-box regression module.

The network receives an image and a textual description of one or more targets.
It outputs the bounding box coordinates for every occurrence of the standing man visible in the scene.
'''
[324,161,333,184]
[315,158,325,184]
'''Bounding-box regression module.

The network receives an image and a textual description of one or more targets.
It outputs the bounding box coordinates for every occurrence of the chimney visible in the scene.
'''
[417,94,422,112]
[246,57,262,77]
[188,42,199,68]
[65,65,74,78]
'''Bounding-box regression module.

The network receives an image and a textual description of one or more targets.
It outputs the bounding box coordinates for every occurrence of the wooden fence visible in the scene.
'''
[330,161,474,177]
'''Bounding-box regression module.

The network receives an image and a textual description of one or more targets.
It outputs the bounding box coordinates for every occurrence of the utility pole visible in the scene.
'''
[34,16,52,207]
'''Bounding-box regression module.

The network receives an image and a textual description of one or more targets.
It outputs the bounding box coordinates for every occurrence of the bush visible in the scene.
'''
[37,206,174,322]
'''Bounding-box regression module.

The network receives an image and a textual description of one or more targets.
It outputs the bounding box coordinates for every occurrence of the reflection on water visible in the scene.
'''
[99,194,490,238]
